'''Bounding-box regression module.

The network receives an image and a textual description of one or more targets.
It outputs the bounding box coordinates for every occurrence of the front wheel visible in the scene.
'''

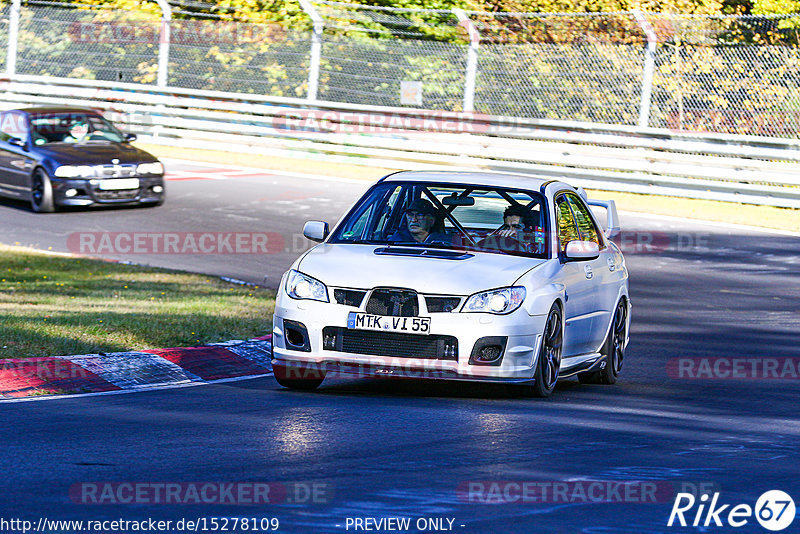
[579,299,628,385]
[31,168,55,213]
[524,303,563,398]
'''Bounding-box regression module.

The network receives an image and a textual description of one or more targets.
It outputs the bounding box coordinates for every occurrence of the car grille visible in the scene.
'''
[322,327,458,360]
[95,164,137,178]
[94,189,139,201]
[334,289,367,307]
[425,296,461,313]
[365,288,419,317]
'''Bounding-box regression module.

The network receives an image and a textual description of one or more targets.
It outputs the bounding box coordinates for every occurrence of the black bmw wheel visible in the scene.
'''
[527,303,563,398]
[31,168,55,213]
[579,299,628,385]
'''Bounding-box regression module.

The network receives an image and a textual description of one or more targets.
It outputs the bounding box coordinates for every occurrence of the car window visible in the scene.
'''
[556,195,581,254]
[0,112,28,143]
[565,193,604,249]
[338,185,404,241]
[29,112,125,145]
[331,182,547,258]
[436,189,505,230]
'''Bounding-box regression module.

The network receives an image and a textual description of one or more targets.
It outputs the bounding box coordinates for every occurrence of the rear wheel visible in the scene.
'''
[31,168,55,213]
[579,299,627,385]
[525,303,563,398]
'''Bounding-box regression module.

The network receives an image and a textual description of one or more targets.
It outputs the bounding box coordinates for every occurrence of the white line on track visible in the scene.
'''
[161,158,371,185]
[0,373,273,404]
[619,210,800,237]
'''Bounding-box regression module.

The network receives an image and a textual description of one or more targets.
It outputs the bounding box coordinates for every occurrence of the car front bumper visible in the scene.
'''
[272,295,549,383]
[51,176,165,206]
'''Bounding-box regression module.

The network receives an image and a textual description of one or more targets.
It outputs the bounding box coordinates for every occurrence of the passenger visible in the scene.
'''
[479,204,538,253]
[389,198,450,245]
[492,204,530,239]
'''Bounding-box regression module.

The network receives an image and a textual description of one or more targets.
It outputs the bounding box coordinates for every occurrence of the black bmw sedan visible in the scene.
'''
[0,106,165,212]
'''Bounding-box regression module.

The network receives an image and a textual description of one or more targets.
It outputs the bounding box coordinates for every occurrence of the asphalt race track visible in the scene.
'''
[1,160,799,533]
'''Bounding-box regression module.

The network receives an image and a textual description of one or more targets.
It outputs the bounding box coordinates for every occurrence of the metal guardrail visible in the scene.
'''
[1,75,799,209]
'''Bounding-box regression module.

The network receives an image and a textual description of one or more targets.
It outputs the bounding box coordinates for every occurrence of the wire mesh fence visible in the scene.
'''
[314,2,467,109]
[475,43,646,124]
[318,34,467,110]
[0,2,8,72]
[14,2,160,83]
[1,0,799,137]
[166,20,312,96]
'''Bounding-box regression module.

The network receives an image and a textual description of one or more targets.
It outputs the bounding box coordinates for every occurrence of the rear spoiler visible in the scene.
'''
[586,199,621,239]
[575,187,620,239]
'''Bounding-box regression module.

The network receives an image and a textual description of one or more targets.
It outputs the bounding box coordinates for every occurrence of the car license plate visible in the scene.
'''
[347,312,430,335]
[98,178,139,190]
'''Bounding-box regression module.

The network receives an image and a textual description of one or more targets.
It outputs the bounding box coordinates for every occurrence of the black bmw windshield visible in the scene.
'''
[29,112,125,145]
[330,182,549,258]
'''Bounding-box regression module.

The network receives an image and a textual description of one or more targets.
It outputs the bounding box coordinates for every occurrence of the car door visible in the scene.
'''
[554,192,605,357]
[564,192,617,352]
[0,111,35,199]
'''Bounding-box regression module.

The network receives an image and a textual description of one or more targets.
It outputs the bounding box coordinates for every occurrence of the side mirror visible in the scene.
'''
[124,133,138,142]
[8,137,26,149]
[565,240,600,261]
[303,221,329,243]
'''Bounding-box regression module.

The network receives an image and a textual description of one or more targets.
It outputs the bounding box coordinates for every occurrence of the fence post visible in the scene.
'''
[299,0,323,101]
[153,0,172,87]
[6,0,21,76]
[453,8,479,113]
[634,10,657,128]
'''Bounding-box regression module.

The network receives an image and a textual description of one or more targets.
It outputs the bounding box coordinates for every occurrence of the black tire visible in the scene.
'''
[578,299,628,385]
[31,168,55,213]
[525,303,563,398]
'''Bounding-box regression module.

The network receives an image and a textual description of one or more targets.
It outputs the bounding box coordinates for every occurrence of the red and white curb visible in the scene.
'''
[0,335,272,399]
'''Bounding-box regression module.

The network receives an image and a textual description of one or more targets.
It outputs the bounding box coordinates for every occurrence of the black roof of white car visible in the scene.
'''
[379,170,572,192]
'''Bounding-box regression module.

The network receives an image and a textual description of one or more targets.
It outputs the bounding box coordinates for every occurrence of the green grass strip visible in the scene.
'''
[0,245,275,359]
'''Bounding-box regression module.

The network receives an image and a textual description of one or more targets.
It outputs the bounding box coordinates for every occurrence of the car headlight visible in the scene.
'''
[286,270,329,302]
[462,286,526,315]
[136,162,164,175]
[54,165,96,178]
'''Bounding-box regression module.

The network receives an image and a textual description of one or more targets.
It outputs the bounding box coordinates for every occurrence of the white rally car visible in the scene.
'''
[271,171,630,397]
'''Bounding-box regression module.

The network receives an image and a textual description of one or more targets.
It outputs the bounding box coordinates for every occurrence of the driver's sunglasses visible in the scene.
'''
[405,211,430,220]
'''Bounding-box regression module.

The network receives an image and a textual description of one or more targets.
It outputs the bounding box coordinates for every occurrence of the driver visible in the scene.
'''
[63,121,89,143]
[389,198,450,245]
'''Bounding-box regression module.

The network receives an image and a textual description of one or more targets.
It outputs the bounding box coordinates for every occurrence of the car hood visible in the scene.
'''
[297,244,546,295]
[36,142,157,165]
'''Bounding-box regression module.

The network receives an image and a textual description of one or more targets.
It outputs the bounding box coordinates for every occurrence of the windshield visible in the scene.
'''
[330,181,548,258]
[29,112,125,145]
